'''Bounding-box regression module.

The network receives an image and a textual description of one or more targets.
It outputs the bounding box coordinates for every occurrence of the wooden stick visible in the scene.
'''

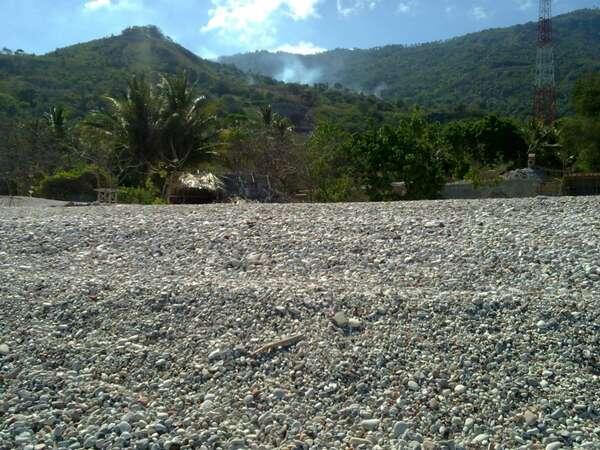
[251,334,305,357]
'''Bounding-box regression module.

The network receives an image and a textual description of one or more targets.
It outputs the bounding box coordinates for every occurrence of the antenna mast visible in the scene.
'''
[534,0,556,124]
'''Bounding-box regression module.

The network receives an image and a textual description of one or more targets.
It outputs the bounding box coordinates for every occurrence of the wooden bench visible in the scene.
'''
[94,188,119,204]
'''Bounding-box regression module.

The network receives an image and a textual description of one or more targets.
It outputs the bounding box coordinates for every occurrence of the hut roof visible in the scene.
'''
[176,172,224,192]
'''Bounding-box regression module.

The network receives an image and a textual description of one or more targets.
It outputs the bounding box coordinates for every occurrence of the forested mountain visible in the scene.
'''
[1,23,598,203]
[220,9,600,118]
[0,26,401,131]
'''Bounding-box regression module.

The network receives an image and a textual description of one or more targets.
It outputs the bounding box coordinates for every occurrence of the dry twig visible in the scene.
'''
[251,334,305,357]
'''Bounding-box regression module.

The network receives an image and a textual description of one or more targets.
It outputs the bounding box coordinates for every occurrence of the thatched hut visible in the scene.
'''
[168,172,224,204]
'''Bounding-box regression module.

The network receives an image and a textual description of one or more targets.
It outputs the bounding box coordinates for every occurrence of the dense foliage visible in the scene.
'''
[35,165,105,202]
[219,105,308,198]
[0,117,66,195]
[0,21,598,203]
[221,9,600,119]
[559,73,600,172]
[85,73,217,197]
[0,26,402,133]
[442,116,528,179]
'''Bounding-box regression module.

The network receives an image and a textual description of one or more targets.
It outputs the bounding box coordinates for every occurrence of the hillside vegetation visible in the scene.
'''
[220,9,600,118]
[0,26,400,132]
[0,23,598,203]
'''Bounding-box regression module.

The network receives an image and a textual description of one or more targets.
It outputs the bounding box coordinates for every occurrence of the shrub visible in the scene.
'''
[117,185,165,204]
[35,165,105,202]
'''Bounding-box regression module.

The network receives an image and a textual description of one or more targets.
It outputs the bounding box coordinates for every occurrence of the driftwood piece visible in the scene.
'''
[251,334,305,357]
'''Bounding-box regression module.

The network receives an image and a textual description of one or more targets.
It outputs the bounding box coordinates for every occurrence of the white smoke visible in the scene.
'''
[373,82,388,99]
[275,56,323,85]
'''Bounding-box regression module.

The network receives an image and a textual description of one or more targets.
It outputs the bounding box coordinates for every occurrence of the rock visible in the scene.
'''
[422,440,438,450]
[360,419,380,431]
[272,388,287,400]
[545,443,562,450]
[0,343,9,355]
[199,399,214,411]
[246,253,263,265]
[153,423,167,434]
[407,380,419,391]
[208,349,224,361]
[333,311,349,328]
[164,440,181,450]
[471,434,490,444]
[258,412,273,426]
[350,437,373,448]
[393,421,409,438]
[348,318,363,329]
[15,432,32,445]
[454,384,466,394]
[424,221,444,228]
[134,439,149,450]
[1,197,599,449]
[118,422,131,433]
[228,438,247,450]
[524,410,538,426]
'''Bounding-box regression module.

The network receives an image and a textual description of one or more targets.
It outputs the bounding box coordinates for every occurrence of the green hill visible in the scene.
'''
[220,9,600,118]
[0,26,400,131]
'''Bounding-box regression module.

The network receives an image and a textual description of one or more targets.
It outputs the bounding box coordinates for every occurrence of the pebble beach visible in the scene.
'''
[0,198,599,449]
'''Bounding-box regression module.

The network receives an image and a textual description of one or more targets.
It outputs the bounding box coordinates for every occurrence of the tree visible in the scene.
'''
[85,73,217,199]
[351,111,446,200]
[573,73,600,118]
[522,120,567,170]
[219,105,307,199]
[306,122,364,202]
[443,115,528,178]
[0,118,64,195]
[155,73,218,197]
[85,75,163,186]
[558,73,600,172]
[560,117,600,172]
[45,105,68,139]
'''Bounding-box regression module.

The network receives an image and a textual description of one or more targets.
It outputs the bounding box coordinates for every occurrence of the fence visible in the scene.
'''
[442,169,600,200]
[441,179,542,199]
[563,173,600,196]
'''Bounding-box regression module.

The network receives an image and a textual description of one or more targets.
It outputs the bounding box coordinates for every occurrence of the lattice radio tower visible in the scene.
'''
[534,0,556,124]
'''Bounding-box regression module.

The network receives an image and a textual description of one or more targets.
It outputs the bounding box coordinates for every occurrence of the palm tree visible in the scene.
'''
[261,104,273,127]
[86,75,162,185]
[45,106,67,139]
[156,72,217,198]
[85,73,216,198]
[522,119,568,172]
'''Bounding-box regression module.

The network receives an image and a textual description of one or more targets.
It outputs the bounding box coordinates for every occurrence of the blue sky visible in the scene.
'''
[1,0,598,58]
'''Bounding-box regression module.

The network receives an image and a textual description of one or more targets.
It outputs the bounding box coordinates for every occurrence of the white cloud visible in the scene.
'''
[272,41,326,54]
[397,0,418,14]
[336,0,381,16]
[470,5,489,20]
[84,0,112,10]
[444,2,455,15]
[397,2,410,13]
[83,0,140,11]
[202,0,321,49]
